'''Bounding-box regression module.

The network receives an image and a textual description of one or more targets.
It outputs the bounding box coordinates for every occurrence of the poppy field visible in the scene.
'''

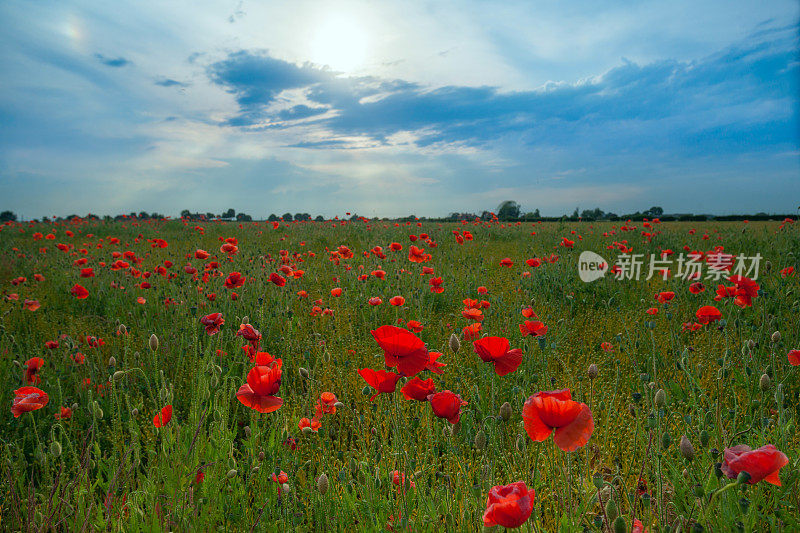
[1,216,798,532]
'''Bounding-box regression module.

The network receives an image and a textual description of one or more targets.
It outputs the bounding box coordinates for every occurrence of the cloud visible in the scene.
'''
[95,54,132,68]
[155,78,189,88]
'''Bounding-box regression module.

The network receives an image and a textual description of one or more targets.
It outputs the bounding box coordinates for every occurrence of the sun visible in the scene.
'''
[310,14,369,73]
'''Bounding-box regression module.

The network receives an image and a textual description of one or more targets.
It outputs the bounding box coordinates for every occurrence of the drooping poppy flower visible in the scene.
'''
[522,389,594,451]
[200,313,225,335]
[721,444,789,486]
[371,325,429,377]
[269,272,286,287]
[426,352,446,374]
[11,387,49,417]
[153,405,173,427]
[483,482,535,529]
[236,359,283,413]
[24,357,44,384]
[237,324,262,347]
[473,337,523,376]
[519,320,548,337]
[696,305,722,324]
[224,271,245,289]
[70,284,89,299]
[400,377,436,401]
[788,350,800,366]
[428,390,467,423]
[358,368,400,401]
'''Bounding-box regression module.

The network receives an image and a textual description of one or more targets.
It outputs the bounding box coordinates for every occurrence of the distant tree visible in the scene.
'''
[480,211,493,221]
[138,211,150,219]
[0,210,18,222]
[497,201,521,220]
[350,214,360,221]
[315,215,324,222]
[150,212,165,219]
[222,208,235,219]
[646,206,664,218]
[581,207,605,220]
[281,213,293,222]
[180,209,191,218]
[295,213,311,221]
[236,213,252,222]
[571,208,579,218]
[268,214,278,221]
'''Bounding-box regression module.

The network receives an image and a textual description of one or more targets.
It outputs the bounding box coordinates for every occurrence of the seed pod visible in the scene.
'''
[736,471,751,484]
[605,499,618,522]
[612,516,627,533]
[680,435,695,461]
[317,473,329,494]
[661,431,672,450]
[474,430,487,450]
[499,402,512,421]
[771,331,781,343]
[592,472,604,489]
[449,333,461,353]
[654,389,666,408]
[759,374,771,391]
[301,426,312,434]
[587,364,598,380]
[149,334,159,352]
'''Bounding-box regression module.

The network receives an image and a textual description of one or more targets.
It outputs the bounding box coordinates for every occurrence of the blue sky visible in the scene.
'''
[0,0,798,219]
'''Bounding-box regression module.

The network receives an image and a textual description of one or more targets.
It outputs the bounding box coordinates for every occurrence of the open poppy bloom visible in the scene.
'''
[236,359,283,413]
[153,405,173,427]
[389,296,405,306]
[788,349,800,366]
[24,299,40,311]
[519,320,548,337]
[655,291,675,304]
[371,325,429,377]
[224,271,245,289]
[237,324,262,348]
[317,392,338,414]
[426,352,446,374]
[427,390,467,423]
[522,389,594,451]
[462,323,482,341]
[358,368,400,401]
[696,305,722,324]
[473,336,523,376]
[200,313,225,335]
[298,417,321,432]
[70,284,89,299]
[721,444,788,485]
[11,386,49,417]
[269,272,286,287]
[728,275,760,308]
[400,377,436,401]
[55,406,72,420]
[483,481,535,528]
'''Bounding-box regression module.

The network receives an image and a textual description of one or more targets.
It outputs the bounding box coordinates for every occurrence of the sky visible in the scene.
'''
[0,0,798,219]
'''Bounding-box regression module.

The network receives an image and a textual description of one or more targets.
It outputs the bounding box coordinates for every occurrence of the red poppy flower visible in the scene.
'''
[269,272,286,287]
[298,417,321,432]
[224,271,245,289]
[389,296,405,306]
[371,325,429,376]
[400,377,436,401]
[696,305,722,324]
[236,359,283,413]
[200,313,225,335]
[272,471,289,484]
[23,299,40,311]
[483,481,535,528]
[426,352,446,374]
[428,390,467,423]
[80,267,95,278]
[689,282,705,294]
[406,320,423,333]
[368,297,382,306]
[358,368,400,401]
[318,392,338,414]
[646,307,659,315]
[655,291,675,304]
[71,284,89,299]
[781,266,795,277]
[522,389,594,451]
[331,287,343,297]
[429,277,444,293]
[462,307,484,321]
[391,470,415,491]
[477,286,488,294]
[601,342,614,352]
[389,242,402,251]
[473,337,523,376]
[463,323,482,341]
[788,350,800,366]
[195,249,210,259]
[153,405,173,427]
[11,386,49,417]
[237,324,262,347]
[721,444,788,486]
[408,245,430,263]
[519,320,548,337]
[24,357,44,384]
[521,307,537,318]
[55,406,72,420]
[499,258,514,268]
[728,275,760,308]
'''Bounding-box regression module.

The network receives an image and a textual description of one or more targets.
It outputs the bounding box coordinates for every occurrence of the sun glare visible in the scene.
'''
[310,14,368,73]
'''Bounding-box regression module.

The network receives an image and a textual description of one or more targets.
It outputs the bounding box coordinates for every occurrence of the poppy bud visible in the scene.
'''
[679,435,695,461]
[771,331,781,343]
[251,466,259,474]
[227,469,237,479]
[118,324,127,335]
[612,516,627,533]
[92,401,103,419]
[515,434,526,452]
[759,373,771,391]
[765,260,771,272]
[244,426,251,438]
[299,367,309,379]
[241,316,249,324]
[747,339,755,350]
[132,408,139,417]
[736,471,751,485]
[301,426,312,434]
[71,403,79,411]
[452,420,461,435]
[112,371,126,382]
[149,334,159,352]
[605,499,618,522]
[499,402,512,421]
[281,483,291,494]
[682,468,689,479]
[474,430,487,450]
[449,333,460,353]
[587,364,598,380]
[654,389,666,407]
[317,473,329,495]
[334,402,344,409]
[50,441,62,458]
[12,360,21,368]
[108,356,117,367]
[693,483,705,497]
